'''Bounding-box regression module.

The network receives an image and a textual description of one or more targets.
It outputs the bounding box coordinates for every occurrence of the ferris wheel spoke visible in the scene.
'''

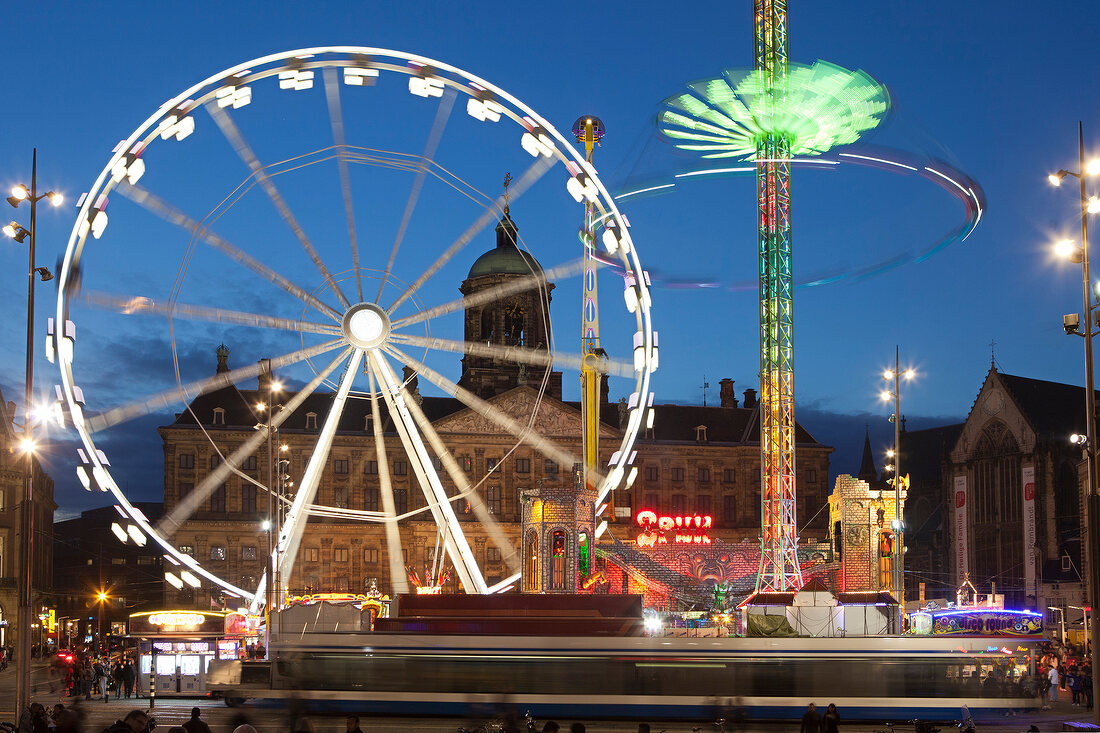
[157,346,353,538]
[276,348,364,588]
[385,155,556,316]
[375,88,457,304]
[323,68,364,303]
[393,363,519,575]
[206,101,352,310]
[118,183,342,322]
[388,332,636,378]
[365,365,411,595]
[368,350,488,594]
[87,338,345,432]
[391,257,586,330]
[80,290,342,336]
[384,344,594,483]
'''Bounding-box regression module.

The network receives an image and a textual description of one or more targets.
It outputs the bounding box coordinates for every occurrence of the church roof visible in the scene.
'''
[996,372,1092,440]
[466,210,544,279]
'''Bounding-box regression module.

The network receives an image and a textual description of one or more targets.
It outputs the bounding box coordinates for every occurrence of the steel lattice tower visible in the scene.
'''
[754,0,803,593]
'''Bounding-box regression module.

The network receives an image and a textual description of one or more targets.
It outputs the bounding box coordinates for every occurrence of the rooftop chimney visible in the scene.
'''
[719,378,737,408]
[743,388,757,409]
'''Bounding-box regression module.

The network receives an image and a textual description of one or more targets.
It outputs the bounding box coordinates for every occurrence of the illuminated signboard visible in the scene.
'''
[129,610,226,637]
[635,510,713,548]
[930,610,1042,637]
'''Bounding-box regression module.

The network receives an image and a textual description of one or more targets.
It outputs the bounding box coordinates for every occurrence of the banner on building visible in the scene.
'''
[954,475,969,581]
[1022,465,1036,599]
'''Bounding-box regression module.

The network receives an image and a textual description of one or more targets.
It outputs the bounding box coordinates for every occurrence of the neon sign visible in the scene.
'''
[635,510,713,548]
[148,613,205,627]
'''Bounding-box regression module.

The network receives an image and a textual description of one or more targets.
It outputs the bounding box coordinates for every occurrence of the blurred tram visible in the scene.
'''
[209,633,1041,721]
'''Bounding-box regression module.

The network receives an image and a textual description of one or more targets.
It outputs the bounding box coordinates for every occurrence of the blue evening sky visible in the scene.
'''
[1,1,1098,518]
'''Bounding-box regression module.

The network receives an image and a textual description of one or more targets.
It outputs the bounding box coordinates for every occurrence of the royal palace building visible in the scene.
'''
[160,209,832,608]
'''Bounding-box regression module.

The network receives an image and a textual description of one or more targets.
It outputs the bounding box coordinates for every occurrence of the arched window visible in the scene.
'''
[879,530,894,590]
[480,308,494,343]
[524,530,538,591]
[504,304,525,346]
[550,530,568,590]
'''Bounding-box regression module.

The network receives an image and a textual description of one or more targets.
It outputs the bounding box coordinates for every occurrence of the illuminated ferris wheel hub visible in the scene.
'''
[341,301,391,350]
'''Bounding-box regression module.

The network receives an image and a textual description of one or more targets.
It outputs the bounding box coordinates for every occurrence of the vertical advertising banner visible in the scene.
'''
[1022,465,1036,598]
[954,475,969,581]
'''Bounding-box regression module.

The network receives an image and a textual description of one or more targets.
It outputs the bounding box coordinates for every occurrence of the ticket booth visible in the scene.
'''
[130,610,240,697]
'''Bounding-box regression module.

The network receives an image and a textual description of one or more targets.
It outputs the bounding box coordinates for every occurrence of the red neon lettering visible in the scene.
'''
[636,510,657,527]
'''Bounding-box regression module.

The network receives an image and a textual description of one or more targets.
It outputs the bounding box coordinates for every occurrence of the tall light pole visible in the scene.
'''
[880,347,914,632]
[1049,120,1100,724]
[5,149,62,715]
[255,378,283,658]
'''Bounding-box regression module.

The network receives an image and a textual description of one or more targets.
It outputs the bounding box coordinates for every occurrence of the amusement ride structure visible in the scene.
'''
[48,47,656,607]
[658,0,892,592]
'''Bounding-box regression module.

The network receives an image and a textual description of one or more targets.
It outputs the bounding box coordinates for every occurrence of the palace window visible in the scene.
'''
[243,456,257,471]
[334,548,349,563]
[305,547,319,562]
[210,485,226,513]
[697,494,712,515]
[334,486,349,509]
[723,468,736,484]
[487,486,502,514]
[305,412,317,430]
[645,466,659,482]
[516,458,530,474]
[242,485,256,514]
[670,467,685,482]
[179,454,194,470]
[365,489,379,512]
[210,545,226,561]
[723,495,737,524]
[671,494,686,514]
[487,547,501,563]
[394,489,408,516]
[393,460,408,476]
[544,460,558,474]
[241,546,257,561]
[334,459,349,475]
[364,460,378,475]
[698,467,711,483]
[179,482,194,501]
[213,407,225,425]
[486,458,498,472]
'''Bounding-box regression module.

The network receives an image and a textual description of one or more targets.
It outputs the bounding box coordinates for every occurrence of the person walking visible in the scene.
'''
[1049,663,1061,703]
[94,658,110,702]
[122,658,135,699]
[182,708,213,733]
[800,703,822,733]
[345,716,363,733]
[111,659,125,701]
[822,703,840,733]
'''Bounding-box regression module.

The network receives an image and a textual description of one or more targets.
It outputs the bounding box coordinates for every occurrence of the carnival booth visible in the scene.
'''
[129,610,259,696]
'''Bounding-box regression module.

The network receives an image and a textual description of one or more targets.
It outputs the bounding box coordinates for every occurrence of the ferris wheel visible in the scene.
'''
[50,47,656,609]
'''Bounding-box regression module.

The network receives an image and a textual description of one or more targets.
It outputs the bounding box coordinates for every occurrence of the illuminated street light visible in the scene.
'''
[7,149,65,714]
[878,348,915,628]
[1047,121,1100,723]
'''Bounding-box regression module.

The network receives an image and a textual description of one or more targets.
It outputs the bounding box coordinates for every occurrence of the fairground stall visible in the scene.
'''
[129,610,259,696]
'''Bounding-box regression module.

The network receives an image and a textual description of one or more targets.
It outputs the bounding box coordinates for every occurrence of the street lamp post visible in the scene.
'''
[880,347,914,632]
[255,379,282,659]
[5,149,62,716]
[1049,605,1068,645]
[1049,121,1100,723]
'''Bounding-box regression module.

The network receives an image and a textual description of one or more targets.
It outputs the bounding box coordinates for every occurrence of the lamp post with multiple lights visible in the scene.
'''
[880,347,914,630]
[5,149,63,716]
[1049,121,1100,724]
[255,378,284,659]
